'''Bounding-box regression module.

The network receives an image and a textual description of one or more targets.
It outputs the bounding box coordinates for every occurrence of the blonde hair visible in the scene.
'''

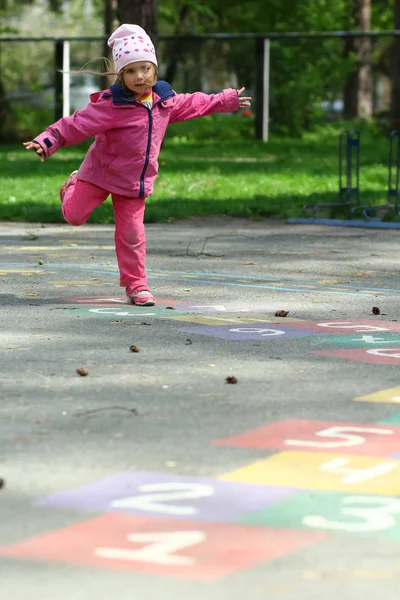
[64,58,158,93]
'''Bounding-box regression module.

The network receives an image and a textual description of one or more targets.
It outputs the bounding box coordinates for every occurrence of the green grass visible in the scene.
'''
[1,115,399,223]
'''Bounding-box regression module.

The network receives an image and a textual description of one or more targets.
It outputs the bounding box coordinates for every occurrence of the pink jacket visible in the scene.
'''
[34,81,239,198]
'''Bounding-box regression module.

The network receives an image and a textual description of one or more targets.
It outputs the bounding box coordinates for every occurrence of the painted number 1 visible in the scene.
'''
[96,530,205,565]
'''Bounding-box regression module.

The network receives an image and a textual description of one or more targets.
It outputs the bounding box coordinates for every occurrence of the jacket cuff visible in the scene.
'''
[33,133,57,158]
[224,88,240,112]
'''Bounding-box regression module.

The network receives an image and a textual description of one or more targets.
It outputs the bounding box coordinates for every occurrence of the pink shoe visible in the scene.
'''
[126,285,155,306]
[59,170,78,202]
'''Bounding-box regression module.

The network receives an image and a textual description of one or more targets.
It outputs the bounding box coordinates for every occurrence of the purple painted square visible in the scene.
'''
[35,471,298,522]
[173,323,331,341]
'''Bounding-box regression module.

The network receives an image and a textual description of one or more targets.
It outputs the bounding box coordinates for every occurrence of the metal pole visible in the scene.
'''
[255,38,270,142]
[62,41,70,117]
[54,39,63,121]
[263,39,270,142]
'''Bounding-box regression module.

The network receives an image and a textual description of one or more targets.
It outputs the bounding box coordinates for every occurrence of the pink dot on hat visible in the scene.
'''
[124,51,130,54]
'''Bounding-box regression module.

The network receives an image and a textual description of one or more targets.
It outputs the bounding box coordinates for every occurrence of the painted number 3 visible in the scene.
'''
[304,496,400,532]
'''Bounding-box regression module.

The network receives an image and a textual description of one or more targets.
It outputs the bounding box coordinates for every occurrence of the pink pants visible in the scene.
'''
[62,179,147,290]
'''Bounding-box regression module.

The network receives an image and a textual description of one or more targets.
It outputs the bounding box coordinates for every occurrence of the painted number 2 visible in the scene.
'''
[285,425,393,449]
[303,496,400,532]
[111,482,214,515]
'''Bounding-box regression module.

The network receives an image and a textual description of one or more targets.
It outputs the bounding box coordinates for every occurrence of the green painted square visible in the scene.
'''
[237,490,400,539]
[65,307,190,319]
[309,333,400,349]
[378,414,400,426]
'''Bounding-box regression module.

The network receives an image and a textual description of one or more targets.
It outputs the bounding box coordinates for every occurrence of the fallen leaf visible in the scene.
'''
[129,345,140,353]
[275,310,289,317]
[76,368,89,376]
[240,261,256,265]
[38,260,44,265]
[24,292,39,297]
[226,376,238,384]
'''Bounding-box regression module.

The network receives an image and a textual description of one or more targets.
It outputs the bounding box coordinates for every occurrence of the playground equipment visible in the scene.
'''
[302,129,361,218]
[300,129,400,224]
[350,129,400,220]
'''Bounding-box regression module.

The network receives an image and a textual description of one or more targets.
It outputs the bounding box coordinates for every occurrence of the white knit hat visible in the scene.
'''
[107,24,158,73]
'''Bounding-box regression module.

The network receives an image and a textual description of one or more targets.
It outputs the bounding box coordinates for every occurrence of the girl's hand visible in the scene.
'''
[237,87,252,109]
[23,141,45,162]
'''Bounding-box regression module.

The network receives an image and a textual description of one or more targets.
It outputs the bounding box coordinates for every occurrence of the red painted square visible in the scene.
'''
[0,514,326,581]
[214,418,400,457]
[284,320,400,334]
[311,347,400,365]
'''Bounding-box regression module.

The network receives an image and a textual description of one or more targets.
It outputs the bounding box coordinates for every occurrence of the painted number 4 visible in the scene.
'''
[95,530,205,565]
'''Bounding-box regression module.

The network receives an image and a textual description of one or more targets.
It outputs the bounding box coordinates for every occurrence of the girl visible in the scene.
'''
[23,24,252,306]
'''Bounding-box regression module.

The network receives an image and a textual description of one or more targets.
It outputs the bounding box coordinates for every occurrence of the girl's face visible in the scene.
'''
[122,61,156,94]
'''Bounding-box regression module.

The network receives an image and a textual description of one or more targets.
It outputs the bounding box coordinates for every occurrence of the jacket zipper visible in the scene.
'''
[139,106,153,198]
[138,97,169,198]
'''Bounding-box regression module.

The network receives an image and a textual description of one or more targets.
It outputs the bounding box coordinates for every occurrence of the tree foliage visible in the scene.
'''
[1,0,400,139]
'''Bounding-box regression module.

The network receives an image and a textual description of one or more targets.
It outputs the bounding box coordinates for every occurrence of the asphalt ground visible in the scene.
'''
[0,216,400,600]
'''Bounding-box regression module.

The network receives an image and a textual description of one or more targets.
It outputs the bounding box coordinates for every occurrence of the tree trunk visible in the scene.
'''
[391,0,400,129]
[117,0,157,43]
[104,0,119,85]
[343,0,373,119]
[0,78,20,143]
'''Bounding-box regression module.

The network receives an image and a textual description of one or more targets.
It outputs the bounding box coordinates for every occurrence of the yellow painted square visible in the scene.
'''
[354,386,400,404]
[166,313,304,325]
[220,451,400,496]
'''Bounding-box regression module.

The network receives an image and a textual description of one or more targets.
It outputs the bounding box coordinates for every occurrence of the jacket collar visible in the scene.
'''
[109,80,175,105]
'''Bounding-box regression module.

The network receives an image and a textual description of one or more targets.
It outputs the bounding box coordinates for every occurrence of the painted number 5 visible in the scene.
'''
[285,426,393,449]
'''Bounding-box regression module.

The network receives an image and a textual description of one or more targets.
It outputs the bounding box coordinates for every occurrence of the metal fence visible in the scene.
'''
[2,31,400,140]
